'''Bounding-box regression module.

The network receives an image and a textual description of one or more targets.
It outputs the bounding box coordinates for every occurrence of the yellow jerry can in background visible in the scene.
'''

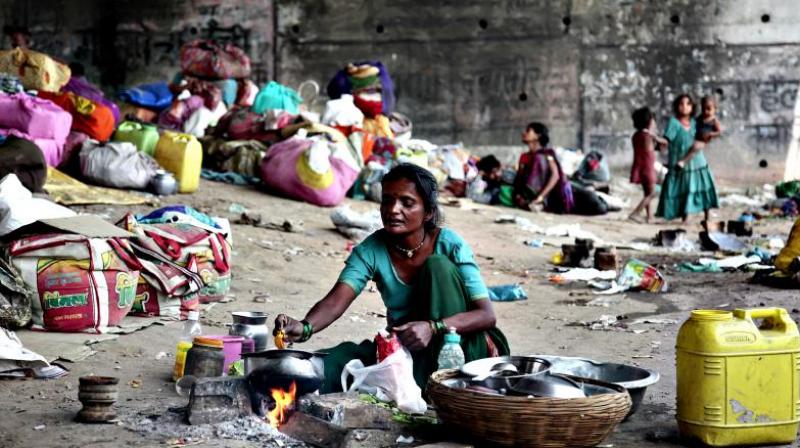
[676,308,800,446]
[155,131,202,194]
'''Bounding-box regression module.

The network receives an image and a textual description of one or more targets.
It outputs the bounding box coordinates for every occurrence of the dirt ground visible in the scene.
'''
[2,177,799,448]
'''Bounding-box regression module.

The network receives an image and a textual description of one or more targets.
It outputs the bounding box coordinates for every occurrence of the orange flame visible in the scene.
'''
[266,381,297,428]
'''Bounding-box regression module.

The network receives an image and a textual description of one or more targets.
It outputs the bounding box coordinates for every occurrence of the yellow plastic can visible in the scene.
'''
[172,340,193,381]
[676,308,800,446]
[155,131,202,193]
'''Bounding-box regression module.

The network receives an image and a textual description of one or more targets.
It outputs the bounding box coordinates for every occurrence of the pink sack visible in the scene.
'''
[0,128,64,167]
[179,40,251,80]
[0,93,72,141]
[10,235,140,333]
[259,137,360,207]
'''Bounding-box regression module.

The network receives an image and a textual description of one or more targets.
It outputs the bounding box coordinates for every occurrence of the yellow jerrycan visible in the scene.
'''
[154,131,202,193]
[676,308,800,446]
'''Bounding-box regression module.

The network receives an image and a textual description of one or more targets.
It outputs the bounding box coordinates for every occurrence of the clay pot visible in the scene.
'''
[77,376,119,423]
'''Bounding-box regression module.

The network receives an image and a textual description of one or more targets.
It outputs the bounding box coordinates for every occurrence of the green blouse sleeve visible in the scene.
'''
[445,231,489,300]
[337,243,374,295]
[663,117,679,142]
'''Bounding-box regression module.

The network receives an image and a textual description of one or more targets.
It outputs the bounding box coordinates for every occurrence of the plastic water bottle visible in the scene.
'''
[437,327,465,370]
[181,310,203,342]
[173,311,202,383]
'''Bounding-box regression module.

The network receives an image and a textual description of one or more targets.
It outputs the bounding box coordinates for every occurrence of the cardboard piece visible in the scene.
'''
[3,215,133,241]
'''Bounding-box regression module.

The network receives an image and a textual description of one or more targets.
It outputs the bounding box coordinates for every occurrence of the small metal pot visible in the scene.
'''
[150,170,178,196]
[229,311,270,352]
[244,349,326,396]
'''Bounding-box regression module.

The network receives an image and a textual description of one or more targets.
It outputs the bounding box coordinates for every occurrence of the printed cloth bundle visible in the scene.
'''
[210,106,290,143]
[180,40,251,80]
[0,48,71,92]
[9,234,140,333]
[201,137,267,177]
[117,206,233,318]
[0,73,24,94]
[38,91,115,142]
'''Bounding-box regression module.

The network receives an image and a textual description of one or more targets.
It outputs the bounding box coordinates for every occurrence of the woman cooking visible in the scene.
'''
[274,163,510,392]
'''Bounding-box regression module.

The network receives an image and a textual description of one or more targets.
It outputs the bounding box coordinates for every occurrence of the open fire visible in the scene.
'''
[266,381,297,428]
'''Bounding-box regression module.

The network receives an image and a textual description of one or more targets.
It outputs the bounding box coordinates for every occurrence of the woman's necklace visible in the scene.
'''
[394,233,426,258]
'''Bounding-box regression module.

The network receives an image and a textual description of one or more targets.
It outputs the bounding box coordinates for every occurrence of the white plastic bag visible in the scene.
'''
[0,174,75,236]
[322,94,364,127]
[79,140,160,189]
[341,347,427,414]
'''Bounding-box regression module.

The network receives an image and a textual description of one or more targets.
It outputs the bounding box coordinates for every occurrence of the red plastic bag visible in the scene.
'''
[375,330,402,362]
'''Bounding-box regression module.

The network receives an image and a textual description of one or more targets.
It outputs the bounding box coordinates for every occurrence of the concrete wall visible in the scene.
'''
[276,0,800,183]
[1,0,797,183]
[0,0,274,89]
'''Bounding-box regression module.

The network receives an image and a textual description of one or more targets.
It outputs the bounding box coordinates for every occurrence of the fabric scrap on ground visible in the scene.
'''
[201,168,260,186]
[45,167,152,205]
[0,327,49,373]
[488,284,528,301]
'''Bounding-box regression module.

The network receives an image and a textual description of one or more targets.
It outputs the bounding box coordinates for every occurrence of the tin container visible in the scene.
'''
[184,336,225,378]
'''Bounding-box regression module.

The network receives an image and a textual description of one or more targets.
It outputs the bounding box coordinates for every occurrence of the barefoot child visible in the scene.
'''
[656,94,719,222]
[628,107,666,223]
[677,95,722,168]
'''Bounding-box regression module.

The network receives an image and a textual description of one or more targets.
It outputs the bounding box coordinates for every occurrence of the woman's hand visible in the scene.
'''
[274,314,303,342]
[532,195,545,205]
[393,321,434,351]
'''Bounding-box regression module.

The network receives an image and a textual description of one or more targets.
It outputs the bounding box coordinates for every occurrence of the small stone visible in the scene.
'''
[129,379,142,388]
[34,424,46,430]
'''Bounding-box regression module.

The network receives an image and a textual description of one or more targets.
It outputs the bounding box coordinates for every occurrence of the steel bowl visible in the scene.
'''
[461,356,551,380]
[536,355,659,417]
[509,372,586,398]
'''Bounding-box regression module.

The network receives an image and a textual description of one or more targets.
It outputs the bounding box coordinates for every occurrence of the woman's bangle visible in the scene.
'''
[299,320,314,342]
[434,320,447,335]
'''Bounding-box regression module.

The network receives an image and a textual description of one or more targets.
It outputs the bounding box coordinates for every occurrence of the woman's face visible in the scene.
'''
[521,127,539,145]
[380,178,430,235]
[678,97,693,117]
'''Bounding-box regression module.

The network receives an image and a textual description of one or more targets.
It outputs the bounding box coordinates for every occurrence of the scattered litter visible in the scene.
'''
[568,314,627,331]
[632,355,654,359]
[701,232,748,252]
[549,268,616,284]
[396,435,415,444]
[330,206,382,242]
[632,318,678,325]
[227,203,247,214]
[235,212,304,233]
[155,351,167,360]
[488,284,528,302]
[525,239,544,248]
[129,379,142,388]
[33,424,45,431]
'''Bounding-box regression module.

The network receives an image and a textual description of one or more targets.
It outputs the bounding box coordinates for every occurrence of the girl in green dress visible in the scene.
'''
[273,164,509,392]
[656,94,719,222]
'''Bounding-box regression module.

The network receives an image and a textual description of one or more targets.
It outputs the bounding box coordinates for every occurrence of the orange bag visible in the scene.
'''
[38,92,115,141]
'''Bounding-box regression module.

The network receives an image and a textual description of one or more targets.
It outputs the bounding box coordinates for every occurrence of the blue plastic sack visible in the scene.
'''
[251,81,302,114]
[118,82,174,110]
[488,284,528,302]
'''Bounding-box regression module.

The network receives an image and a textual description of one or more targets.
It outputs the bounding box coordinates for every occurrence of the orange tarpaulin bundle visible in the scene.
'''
[39,91,115,142]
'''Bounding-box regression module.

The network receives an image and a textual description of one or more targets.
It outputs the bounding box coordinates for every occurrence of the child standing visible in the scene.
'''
[628,107,666,223]
[656,94,719,222]
[677,95,723,168]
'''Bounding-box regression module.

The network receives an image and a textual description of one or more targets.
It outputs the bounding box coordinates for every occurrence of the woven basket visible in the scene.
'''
[428,369,631,447]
